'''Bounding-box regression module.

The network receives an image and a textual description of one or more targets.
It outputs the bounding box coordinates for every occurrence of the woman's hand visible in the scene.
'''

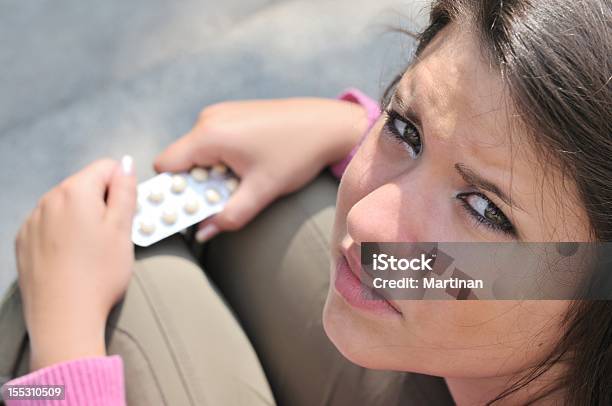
[15,157,136,370]
[155,98,368,242]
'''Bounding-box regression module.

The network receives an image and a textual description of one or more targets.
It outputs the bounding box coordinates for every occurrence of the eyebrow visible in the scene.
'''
[392,87,522,212]
[391,91,422,130]
[455,163,522,211]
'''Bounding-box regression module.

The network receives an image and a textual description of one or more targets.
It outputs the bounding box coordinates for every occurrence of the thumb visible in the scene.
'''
[154,132,217,173]
[106,155,137,231]
[195,174,275,242]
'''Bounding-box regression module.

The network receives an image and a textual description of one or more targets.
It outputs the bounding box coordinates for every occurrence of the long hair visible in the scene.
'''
[384,1,612,404]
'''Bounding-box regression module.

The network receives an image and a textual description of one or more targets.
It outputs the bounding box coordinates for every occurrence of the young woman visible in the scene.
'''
[3,0,611,404]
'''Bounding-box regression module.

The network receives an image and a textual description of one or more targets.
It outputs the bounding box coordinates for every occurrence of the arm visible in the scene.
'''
[155,89,381,242]
[4,158,135,406]
[3,90,380,405]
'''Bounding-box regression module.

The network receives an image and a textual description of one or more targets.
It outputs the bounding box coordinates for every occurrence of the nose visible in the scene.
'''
[346,181,426,244]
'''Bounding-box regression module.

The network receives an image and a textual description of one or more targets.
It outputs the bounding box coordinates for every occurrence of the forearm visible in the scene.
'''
[22,286,109,371]
[284,97,370,166]
[29,321,106,371]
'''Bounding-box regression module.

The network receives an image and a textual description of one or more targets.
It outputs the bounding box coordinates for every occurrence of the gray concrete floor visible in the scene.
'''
[0,0,429,295]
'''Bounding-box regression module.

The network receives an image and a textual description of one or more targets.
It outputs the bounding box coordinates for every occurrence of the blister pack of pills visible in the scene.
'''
[132,165,239,247]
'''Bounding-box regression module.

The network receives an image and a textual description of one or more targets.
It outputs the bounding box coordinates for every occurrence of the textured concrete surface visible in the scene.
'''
[0,0,430,295]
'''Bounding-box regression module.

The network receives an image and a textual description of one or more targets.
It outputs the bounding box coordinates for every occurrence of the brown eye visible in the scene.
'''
[484,205,506,224]
[385,110,423,159]
[457,192,515,235]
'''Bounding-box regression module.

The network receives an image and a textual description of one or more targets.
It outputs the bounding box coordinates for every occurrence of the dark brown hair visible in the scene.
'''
[384,1,611,404]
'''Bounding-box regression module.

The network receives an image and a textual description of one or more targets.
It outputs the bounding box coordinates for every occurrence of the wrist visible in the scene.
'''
[30,328,107,370]
[334,100,369,162]
[27,310,108,370]
[316,98,370,166]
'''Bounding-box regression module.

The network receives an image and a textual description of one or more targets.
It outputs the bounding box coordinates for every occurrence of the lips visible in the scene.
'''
[334,242,403,317]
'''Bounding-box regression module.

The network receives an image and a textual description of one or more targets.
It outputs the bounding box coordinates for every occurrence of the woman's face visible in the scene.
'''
[323,24,590,379]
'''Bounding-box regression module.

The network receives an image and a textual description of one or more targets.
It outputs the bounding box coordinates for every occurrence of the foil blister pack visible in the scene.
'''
[131,165,238,247]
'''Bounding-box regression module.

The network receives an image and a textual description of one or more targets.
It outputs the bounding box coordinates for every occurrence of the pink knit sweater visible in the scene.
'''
[2,89,381,406]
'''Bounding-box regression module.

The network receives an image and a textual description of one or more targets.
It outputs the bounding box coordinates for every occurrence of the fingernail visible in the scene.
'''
[195,224,219,243]
[121,155,133,175]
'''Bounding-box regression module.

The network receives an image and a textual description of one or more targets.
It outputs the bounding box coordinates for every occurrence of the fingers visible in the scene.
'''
[62,159,135,227]
[66,159,117,197]
[154,131,218,173]
[106,156,137,231]
[194,221,220,243]
[195,173,274,242]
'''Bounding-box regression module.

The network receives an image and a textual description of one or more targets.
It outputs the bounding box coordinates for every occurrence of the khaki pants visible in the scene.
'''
[0,174,451,406]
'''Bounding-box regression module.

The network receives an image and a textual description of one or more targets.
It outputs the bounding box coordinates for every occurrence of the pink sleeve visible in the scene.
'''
[2,356,125,406]
[330,88,382,179]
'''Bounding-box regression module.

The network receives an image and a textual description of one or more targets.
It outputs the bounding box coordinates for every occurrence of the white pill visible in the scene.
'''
[211,164,227,175]
[161,208,178,225]
[148,188,165,204]
[184,198,200,215]
[205,188,222,204]
[139,219,156,235]
[224,178,239,193]
[190,167,208,182]
[171,175,187,194]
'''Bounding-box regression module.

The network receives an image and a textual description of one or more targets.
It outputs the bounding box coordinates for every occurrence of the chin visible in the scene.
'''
[322,289,392,370]
[323,289,449,375]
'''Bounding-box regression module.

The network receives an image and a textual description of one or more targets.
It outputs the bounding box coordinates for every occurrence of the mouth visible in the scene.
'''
[334,241,403,318]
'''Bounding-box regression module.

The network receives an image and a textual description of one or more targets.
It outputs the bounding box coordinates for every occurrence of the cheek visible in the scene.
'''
[390,301,569,377]
[324,298,568,376]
